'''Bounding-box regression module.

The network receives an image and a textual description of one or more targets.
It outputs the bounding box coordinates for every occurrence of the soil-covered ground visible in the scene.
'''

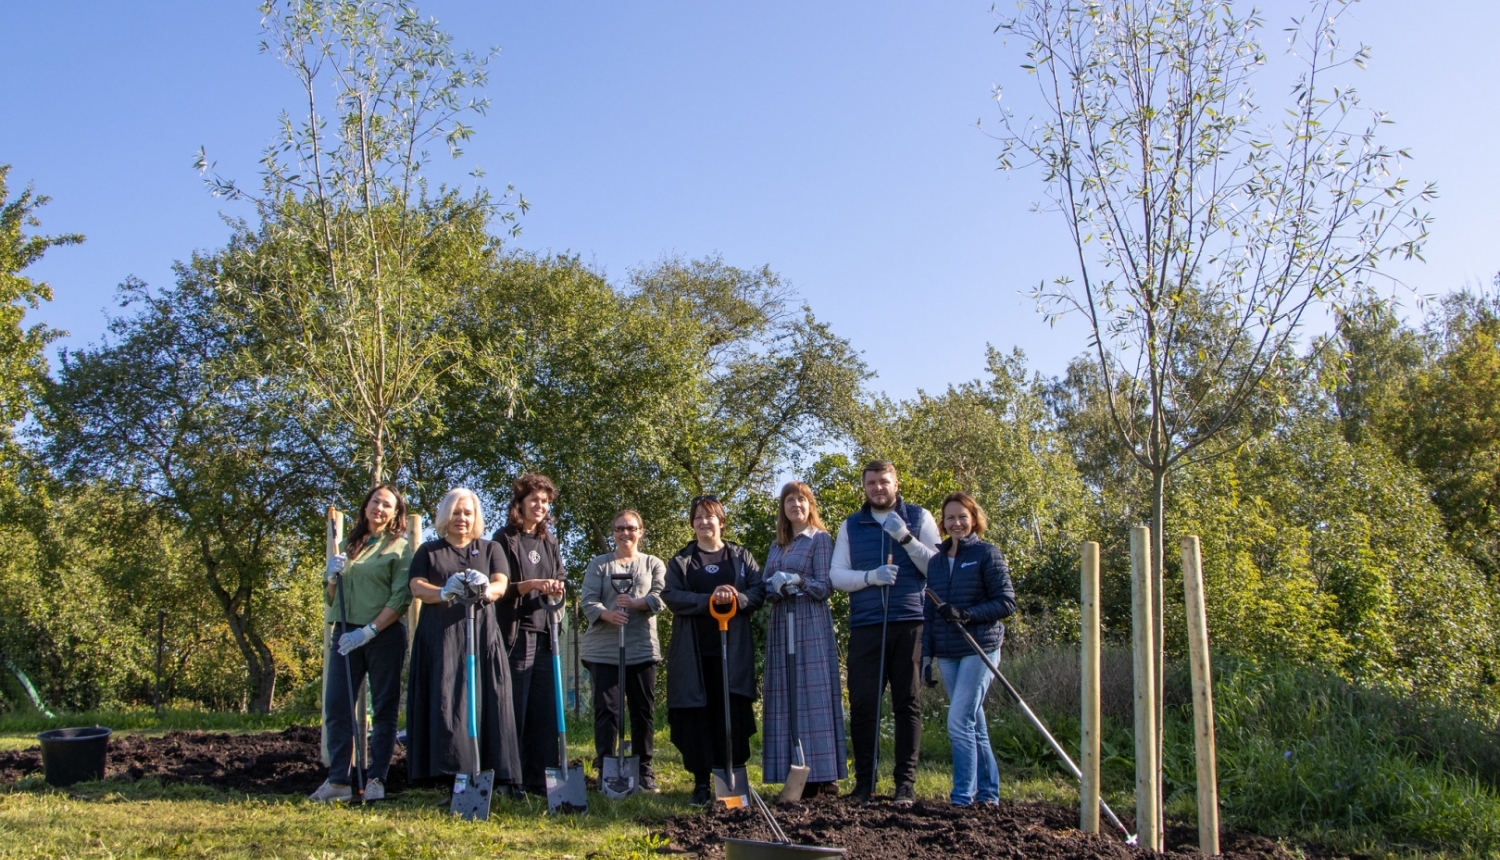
[0,730,1360,859]
[654,795,1363,860]
[0,726,407,795]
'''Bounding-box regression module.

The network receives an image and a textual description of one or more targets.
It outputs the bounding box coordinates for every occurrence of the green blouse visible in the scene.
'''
[324,532,415,626]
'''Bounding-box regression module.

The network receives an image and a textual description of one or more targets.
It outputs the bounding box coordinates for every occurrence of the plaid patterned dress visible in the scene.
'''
[761,530,848,783]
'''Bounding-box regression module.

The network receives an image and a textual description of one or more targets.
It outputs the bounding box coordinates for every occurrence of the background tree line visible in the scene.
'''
[0,0,1496,727]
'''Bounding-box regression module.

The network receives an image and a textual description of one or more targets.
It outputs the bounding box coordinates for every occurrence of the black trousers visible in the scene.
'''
[509,629,560,790]
[670,655,756,779]
[585,659,658,777]
[847,620,923,790]
[325,621,406,785]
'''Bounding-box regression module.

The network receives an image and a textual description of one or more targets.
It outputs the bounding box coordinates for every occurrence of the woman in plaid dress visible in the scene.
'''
[762,482,848,795]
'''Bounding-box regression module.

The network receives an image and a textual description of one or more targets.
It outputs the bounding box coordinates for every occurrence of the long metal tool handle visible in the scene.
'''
[465,599,481,774]
[748,781,791,844]
[720,623,736,795]
[871,551,892,789]
[335,570,366,799]
[786,592,802,767]
[549,597,567,767]
[924,589,1135,844]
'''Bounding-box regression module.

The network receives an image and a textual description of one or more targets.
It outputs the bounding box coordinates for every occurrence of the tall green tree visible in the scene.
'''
[198,0,522,487]
[47,268,328,713]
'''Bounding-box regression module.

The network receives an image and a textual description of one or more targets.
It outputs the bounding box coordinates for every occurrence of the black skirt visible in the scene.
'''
[670,654,756,776]
[405,597,522,784]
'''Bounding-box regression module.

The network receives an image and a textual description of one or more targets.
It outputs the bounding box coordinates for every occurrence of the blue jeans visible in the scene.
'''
[937,650,1000,805]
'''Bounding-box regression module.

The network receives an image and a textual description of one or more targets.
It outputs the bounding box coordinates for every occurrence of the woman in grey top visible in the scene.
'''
[580,509,667,792]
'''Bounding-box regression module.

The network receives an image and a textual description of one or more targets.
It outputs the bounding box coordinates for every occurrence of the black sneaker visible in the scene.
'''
[850,782,874,804]
[639,774,661,794]
[893,783,916,806]
[690,783,714,807]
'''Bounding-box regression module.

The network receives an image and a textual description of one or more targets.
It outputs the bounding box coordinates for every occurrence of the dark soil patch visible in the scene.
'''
[0,726,411,795]
[653,796,1366,860]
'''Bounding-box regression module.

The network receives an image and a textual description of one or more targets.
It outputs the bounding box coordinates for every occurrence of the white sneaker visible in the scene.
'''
[308,779,352,802]
[363,778,385,801]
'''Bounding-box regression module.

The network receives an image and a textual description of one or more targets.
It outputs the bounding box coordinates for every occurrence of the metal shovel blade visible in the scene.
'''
[712,766,750,809]
[724,839,846,860]
[602,753,640,800]
[545,764,587,813]
[779,761,810,803]
[450,769,494,821]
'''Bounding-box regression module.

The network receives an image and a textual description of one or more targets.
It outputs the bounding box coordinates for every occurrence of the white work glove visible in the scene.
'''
[865,564,899,587]
[439,572,467,602]
[881,511,911,544]
[767,571,802,595]
[463,568,490,597]
[324,554,347,583]
[337,623,378,655]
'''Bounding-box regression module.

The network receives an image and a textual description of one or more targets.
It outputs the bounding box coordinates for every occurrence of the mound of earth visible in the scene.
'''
[653,795,1363,860]
[0,726,410,795]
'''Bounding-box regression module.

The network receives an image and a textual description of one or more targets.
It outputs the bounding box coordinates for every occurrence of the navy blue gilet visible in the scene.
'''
[844,497,928,628]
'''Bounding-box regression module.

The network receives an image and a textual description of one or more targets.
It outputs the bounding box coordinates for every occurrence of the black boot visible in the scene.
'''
[690,772,713,807]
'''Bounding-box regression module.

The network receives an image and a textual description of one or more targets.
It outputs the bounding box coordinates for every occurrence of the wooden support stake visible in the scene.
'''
[1130,525,1161,852]
[405,513,423,655]
[1182,536,1220,856]
[1080,541,1101,834]
[321,506,344,767]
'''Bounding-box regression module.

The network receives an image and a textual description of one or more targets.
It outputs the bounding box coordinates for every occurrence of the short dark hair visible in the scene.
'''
[505,472,558,537]
[862,460,897,478]
[690,495,728,527]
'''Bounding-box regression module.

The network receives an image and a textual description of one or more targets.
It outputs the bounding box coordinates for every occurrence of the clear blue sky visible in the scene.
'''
[3,1,1495,400]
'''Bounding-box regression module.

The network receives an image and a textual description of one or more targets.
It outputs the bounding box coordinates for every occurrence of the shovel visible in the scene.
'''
[544,595,586,813]
[708,595,748,809]
[450,581,494,821]
[602,572,640,799]
[778,583,810,803]
[924,588,1137,845]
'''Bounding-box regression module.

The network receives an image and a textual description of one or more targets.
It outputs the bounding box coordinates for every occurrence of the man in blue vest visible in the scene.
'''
[831,460,939,805]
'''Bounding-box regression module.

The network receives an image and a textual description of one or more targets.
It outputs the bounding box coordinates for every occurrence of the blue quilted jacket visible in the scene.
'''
[922,534,1015,659]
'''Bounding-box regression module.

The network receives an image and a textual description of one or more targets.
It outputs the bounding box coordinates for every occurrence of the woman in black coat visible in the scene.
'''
[662,495,766,807]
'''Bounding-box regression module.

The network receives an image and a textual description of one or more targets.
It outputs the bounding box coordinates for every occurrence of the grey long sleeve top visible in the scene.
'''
[580,552,667,665]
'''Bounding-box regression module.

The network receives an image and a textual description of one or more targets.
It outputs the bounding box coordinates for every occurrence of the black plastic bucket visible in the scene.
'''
[37,726,111,787]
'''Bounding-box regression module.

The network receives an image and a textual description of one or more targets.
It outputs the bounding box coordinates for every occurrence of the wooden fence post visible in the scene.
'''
[1182,536,1220,856]
[1080,541,1101,833]
[321,506,343,767]
[405,513,423,655]
[1131,525,1161,852]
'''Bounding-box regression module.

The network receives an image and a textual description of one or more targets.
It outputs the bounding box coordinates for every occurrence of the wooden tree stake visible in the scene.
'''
[1130,525,1161,851]
[1080,541,1101,833]
[321,506,343,767]
[1182,536,1220,856]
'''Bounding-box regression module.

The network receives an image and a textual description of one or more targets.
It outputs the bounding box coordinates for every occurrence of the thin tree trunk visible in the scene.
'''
[199,546,279,714]
[1149,464,1167,841]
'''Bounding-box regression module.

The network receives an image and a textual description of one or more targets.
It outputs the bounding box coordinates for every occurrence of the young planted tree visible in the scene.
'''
[990,0,1434,824]
[199,0,522,487]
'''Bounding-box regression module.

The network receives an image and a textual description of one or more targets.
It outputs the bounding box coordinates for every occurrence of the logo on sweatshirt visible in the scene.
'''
[705,564,720,574]
[962,561,977,568]
[528,549,541,564]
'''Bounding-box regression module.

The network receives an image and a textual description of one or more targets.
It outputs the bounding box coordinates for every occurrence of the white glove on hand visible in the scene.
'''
[866,564,899,587]
[767,571,802,595]
[439,572,467,602]
[463,568,489,593]
[881,512,911,544]
[324,554,347,583]
[337,623,377,655]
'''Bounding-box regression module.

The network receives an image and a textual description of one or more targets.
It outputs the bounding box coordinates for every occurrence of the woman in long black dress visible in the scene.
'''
[406,487,522,789]
[663,495,766,807]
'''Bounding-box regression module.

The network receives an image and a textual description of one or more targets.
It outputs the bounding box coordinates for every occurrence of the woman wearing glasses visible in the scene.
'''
[663,495,766,807]
[579,510,667,792]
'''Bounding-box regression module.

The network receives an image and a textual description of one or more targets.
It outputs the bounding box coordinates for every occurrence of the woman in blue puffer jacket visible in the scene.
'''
[922,491,1016,807]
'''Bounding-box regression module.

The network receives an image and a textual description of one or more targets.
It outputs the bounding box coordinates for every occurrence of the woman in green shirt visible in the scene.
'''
[310,483,415,803]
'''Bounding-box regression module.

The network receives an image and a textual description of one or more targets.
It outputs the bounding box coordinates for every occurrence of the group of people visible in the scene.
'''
[309,460,1016,809]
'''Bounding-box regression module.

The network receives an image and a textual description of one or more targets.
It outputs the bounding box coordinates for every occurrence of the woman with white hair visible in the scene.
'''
[405,488,522,790]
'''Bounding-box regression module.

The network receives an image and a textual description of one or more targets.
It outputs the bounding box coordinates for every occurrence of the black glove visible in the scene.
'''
[921,656,937,688]
[938,603,971,625]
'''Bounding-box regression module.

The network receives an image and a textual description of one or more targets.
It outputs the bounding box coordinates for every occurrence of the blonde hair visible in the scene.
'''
[775,482,826,547]
[435,488,486,539]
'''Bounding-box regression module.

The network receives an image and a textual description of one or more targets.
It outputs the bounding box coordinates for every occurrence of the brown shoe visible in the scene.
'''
[806,781,839,797]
